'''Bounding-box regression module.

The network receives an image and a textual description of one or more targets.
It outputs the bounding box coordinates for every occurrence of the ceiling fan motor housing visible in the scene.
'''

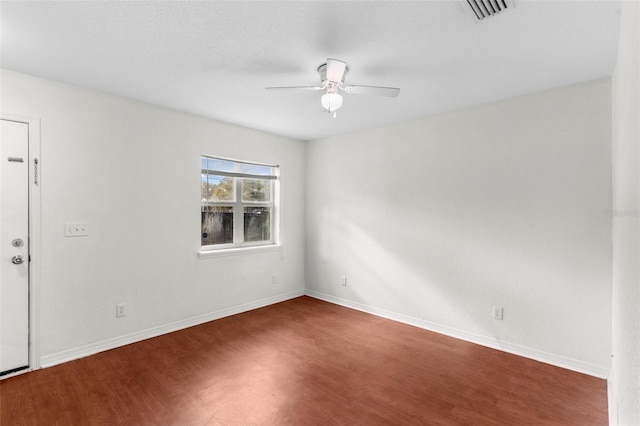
[318,63,348,93]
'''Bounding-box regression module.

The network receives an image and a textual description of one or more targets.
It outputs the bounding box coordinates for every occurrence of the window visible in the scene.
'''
[201,156,279,250]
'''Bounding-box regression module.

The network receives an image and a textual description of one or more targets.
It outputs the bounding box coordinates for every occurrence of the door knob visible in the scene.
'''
[11,255,25,265]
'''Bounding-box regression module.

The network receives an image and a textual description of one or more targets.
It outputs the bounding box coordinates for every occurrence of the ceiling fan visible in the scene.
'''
[265,58,400,117]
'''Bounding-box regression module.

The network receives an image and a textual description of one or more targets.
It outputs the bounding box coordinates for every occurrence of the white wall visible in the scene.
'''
[306,79,612,376]
[0,66,617,385]
[1,69,306,365]
[611,1,640,424]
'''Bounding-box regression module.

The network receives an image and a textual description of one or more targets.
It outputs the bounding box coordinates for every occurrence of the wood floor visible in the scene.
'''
[1,296,607,425]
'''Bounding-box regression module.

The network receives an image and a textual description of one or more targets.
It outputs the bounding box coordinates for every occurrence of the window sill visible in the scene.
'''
[198,244,282,259]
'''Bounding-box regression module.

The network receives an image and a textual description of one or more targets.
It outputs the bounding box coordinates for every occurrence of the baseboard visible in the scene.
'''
[40,289,305,368]
[305,289,610,379]
[40,288,610,379]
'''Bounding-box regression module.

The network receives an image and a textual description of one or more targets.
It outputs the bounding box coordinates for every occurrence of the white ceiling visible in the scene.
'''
[0,1,621,141]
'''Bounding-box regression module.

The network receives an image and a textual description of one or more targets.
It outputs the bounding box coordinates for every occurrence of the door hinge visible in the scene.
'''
[34,158,39,185]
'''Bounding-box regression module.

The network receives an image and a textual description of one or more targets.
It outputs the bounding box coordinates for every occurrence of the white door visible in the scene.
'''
[0,119,30,375]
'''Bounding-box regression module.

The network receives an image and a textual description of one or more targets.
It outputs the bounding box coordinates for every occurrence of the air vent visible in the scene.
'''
[466,0,511,20]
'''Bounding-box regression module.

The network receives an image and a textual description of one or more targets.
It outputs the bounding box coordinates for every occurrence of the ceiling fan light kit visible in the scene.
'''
[321,93,343,115]
[266,58,400,118]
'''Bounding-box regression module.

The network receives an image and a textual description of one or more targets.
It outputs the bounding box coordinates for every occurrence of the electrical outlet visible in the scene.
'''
[116,303,126,318]
[272,275,277,285]
[492,306,504,320]
[340,276,348,286]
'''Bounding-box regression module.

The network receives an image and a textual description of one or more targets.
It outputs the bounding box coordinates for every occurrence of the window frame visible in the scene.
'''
[200,155,280,253]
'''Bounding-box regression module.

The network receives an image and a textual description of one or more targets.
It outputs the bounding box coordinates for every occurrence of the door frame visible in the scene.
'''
[1,113,41,376]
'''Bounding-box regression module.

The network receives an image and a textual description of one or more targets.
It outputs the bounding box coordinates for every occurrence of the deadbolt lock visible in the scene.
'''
[12,239,24,247]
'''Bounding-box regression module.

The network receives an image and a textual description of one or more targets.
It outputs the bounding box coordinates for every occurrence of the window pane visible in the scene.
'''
[242,178,271,202]
[202,206,234,245]
[205,158,235,173]
[201,174,209,201]
[203,175,234,201]
[241,163,274,176]
[244,207,271,242]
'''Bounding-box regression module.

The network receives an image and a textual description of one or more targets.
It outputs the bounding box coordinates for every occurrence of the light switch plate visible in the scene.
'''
[64,222,89,237]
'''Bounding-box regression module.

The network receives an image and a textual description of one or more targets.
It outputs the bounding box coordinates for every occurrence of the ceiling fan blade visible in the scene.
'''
[325,58,347,83]
[343,85,400,97]
[265,86,324,91]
